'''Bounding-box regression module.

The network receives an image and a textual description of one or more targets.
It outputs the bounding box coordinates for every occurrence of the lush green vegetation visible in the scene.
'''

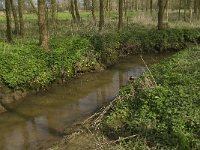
[102,47,200,149]
[1,27,200,90]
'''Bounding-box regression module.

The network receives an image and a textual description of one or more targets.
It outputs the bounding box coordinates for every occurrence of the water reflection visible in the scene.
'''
[0,55,169,150]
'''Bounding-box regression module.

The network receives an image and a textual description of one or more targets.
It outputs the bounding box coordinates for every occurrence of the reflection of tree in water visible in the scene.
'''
[0,103,63,150]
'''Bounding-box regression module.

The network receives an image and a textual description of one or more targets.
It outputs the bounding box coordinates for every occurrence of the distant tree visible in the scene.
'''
[51,0,57,26]
[99,0,104,32]
[10,0,19,34]
[18,0,24,36]
[5,0,12,42]
[118,0,123,30]
[158,0,168,30]
[38,0,49,50]
[91,0,96,23]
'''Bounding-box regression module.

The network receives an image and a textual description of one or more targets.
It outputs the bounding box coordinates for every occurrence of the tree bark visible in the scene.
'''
[18,0,24,36]
[158,0,168,30]
[51,0,57,26]
[70,0,76,23]
[74,0,81,23]
[5,0,12,42]
[150,0,153,14]
[99,0,104,32]
[91,0,96,23]
[189,0,193,22]
[38,0,49,50]
[118,0,123,30]
[10,0,19,34]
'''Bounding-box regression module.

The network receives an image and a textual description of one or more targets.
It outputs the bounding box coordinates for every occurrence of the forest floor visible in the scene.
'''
[49,46,200,150]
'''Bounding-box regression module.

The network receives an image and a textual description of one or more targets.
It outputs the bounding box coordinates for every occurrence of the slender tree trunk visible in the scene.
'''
[10,0,19,34]
[99,0,104,32]
[197,0,200,20]
[158,0,168,30]
[189,0,193,22]
[146,0,148,11]
[18,0,24,36]
[150,0,153,14]
[166,0,169,22]
[184,0,187,21]
[178,0,181,20]
[38,0,49,50]
[118,0,123,30]
[124,0,127,19]
[141,0,144,11]
[51,0,57,26]
[5,0,12,42]
[135,0,138,11]
[194,0,198,15]
[70,0,76,23]
[91,0,96,23]
[74,0,81,23]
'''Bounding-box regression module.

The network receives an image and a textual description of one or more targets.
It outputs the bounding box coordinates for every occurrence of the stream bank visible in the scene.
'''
[50,46,200,150]
[1,27,200,112]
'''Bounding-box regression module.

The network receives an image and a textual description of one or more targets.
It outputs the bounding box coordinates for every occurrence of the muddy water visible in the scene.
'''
[0,54,170,150]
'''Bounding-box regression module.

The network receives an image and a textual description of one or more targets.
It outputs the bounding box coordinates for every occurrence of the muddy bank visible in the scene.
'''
[0,86,28,113]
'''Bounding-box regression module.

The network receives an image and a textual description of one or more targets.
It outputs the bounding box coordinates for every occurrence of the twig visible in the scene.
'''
[140,55,157,86]
[95,135,137,150]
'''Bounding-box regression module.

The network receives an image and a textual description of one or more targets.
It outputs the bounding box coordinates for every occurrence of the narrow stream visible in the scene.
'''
[0,54,170,150]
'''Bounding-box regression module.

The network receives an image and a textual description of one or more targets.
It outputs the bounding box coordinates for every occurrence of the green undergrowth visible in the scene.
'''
[0,27,200,90]
[102,47,200,150]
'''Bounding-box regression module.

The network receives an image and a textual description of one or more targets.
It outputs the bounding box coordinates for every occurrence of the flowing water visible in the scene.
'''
[0,54,170,150]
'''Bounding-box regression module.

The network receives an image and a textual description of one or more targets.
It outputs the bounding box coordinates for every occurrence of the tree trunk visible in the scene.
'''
[141,0,144,11]
[166,0,169,22]
[5,0,12,42]
[189,0,193,22]
[178,0,181,20]
[150,0,153,14]
[124,0,127,19]
[118,0,123,30]
[99,0,104,32]
[70,0,76,23]
[10,0,19,34]
[184,0,187,21]
[91,0,96,23]
[51,0,57,26]
[74,0,81,23]
[135,0,138,11]
[38,0,49,50]
[18,0,24,36]
[194,0,198,15]
[158,0,168,30]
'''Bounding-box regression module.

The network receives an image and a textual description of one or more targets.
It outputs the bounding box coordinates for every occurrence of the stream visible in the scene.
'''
[0,54,170,150]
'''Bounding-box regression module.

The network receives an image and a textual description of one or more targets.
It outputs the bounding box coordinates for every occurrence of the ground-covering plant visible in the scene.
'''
[0,27,200,90]
[103,47,200,150]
